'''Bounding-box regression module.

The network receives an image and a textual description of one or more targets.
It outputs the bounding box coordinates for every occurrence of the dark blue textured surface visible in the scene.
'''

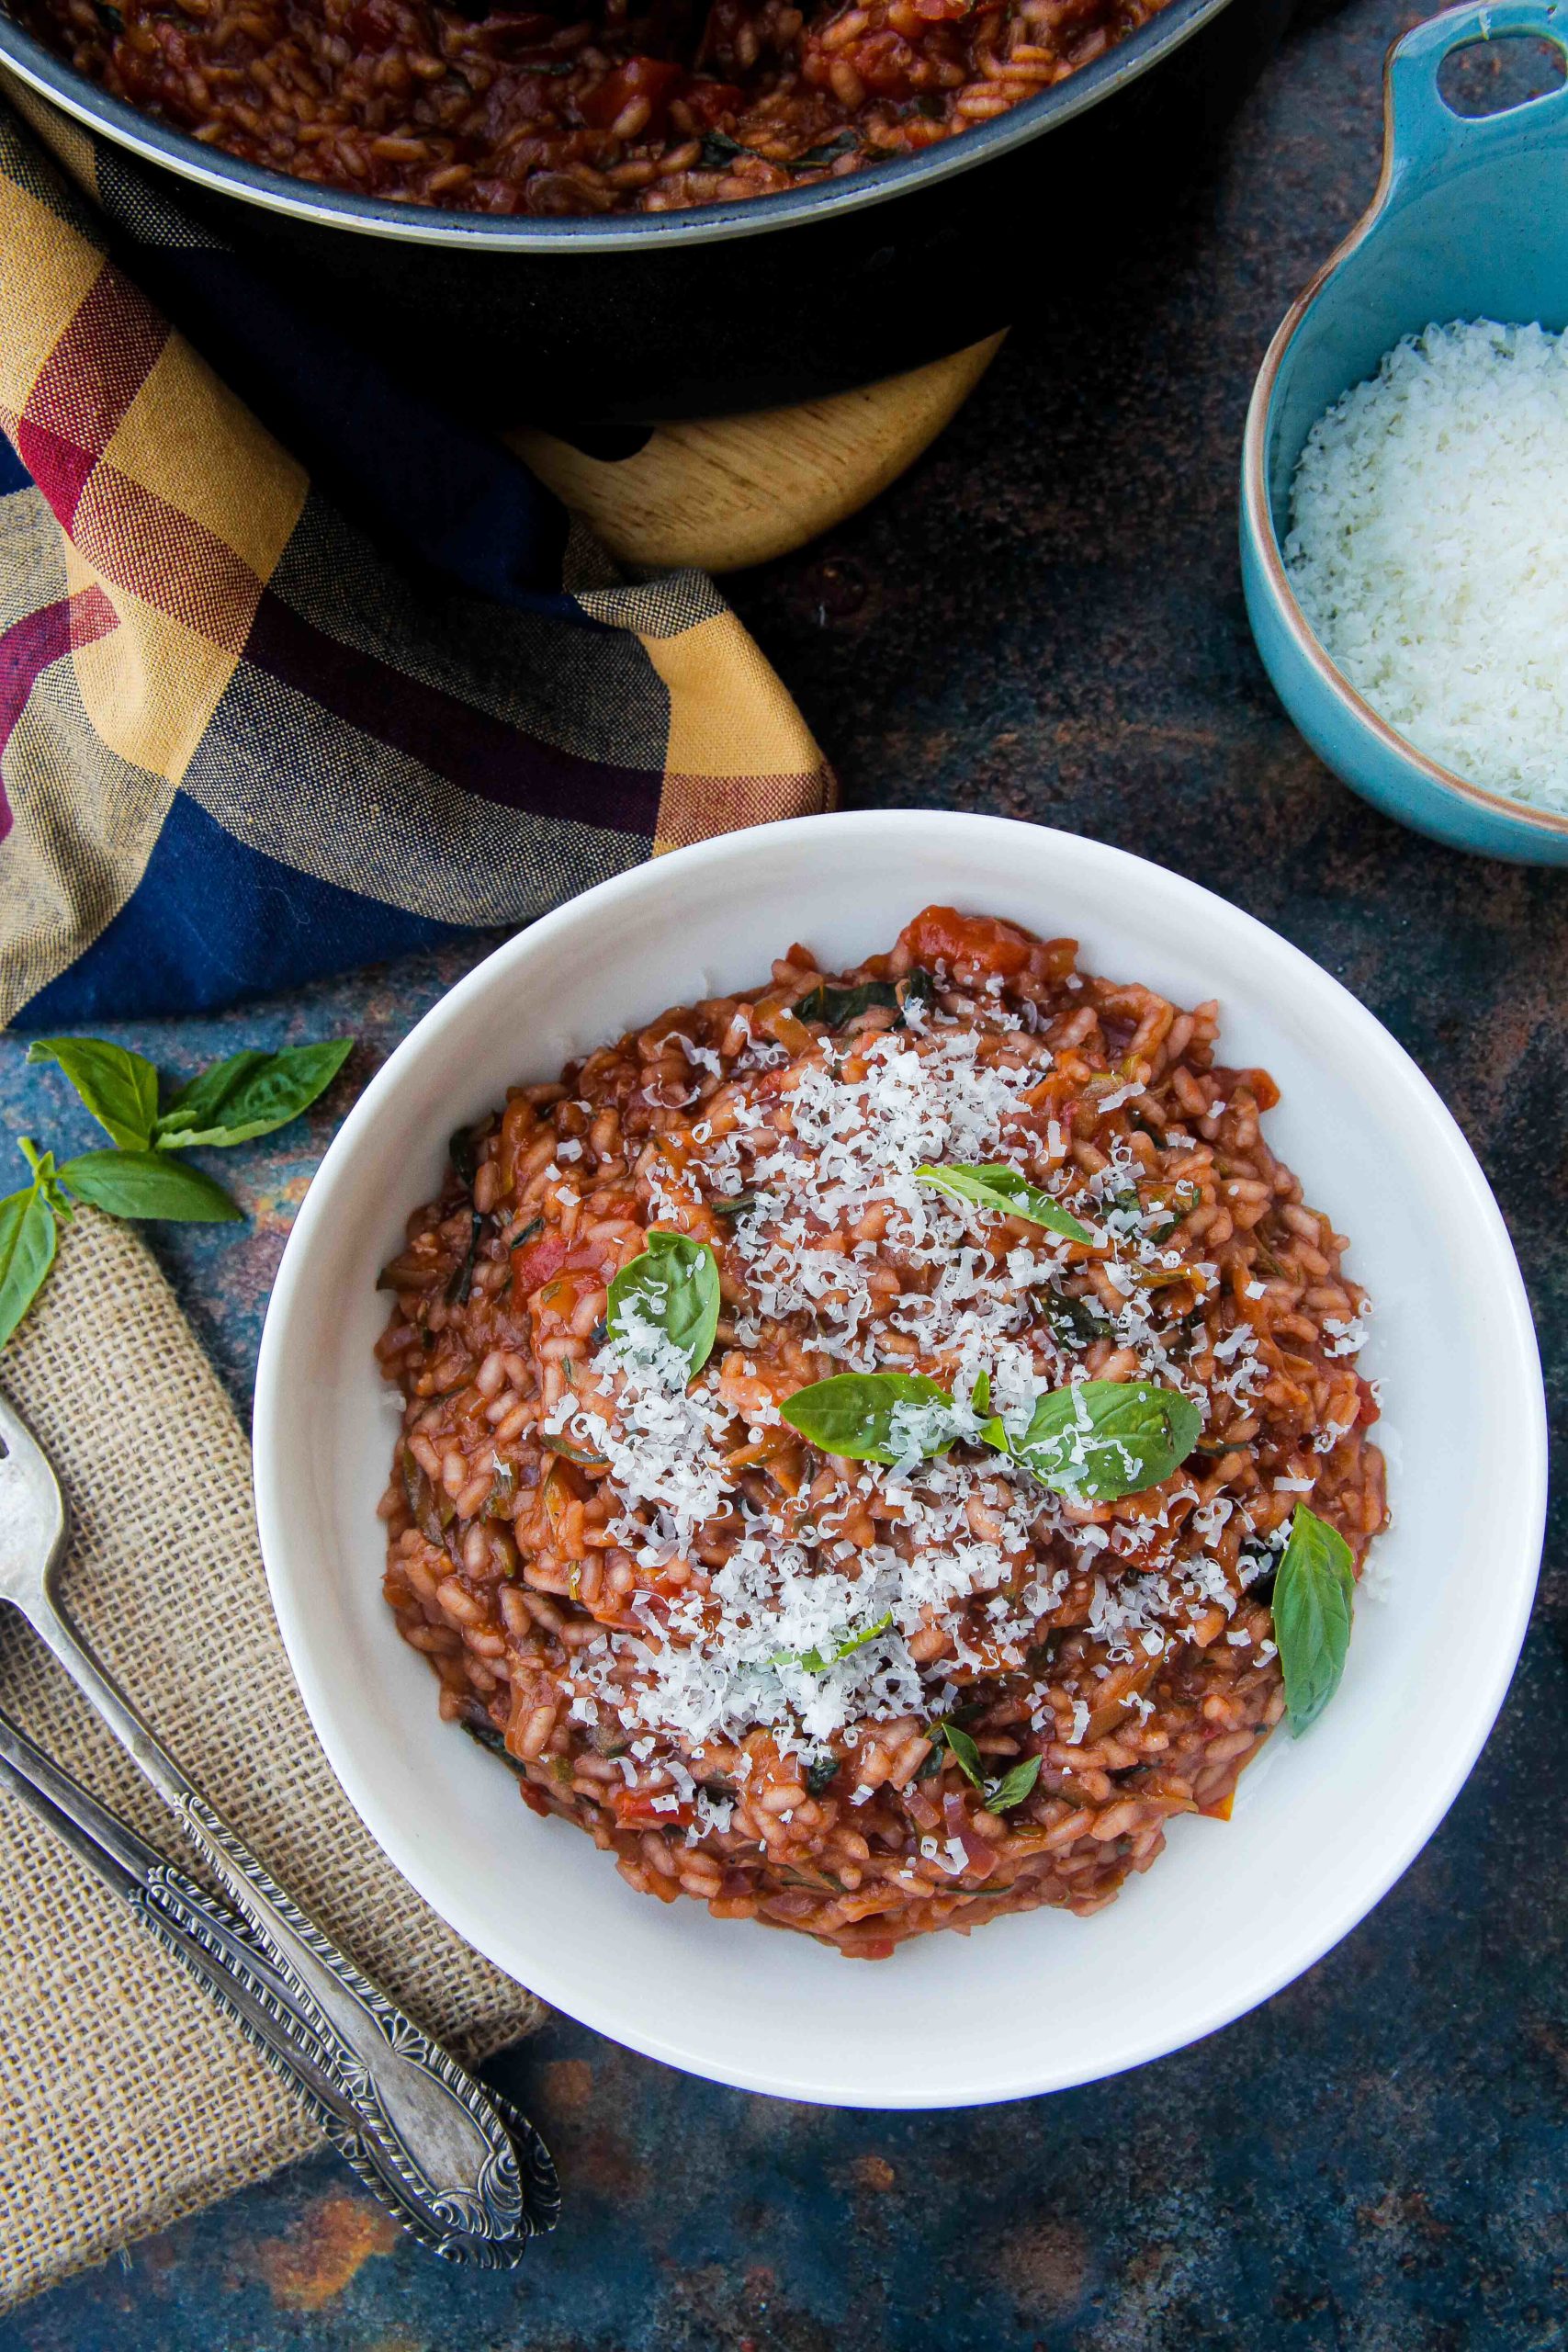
[1,0,1565,2340]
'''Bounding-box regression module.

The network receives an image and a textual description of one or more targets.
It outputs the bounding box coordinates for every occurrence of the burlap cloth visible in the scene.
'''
[0,1210,544,2311]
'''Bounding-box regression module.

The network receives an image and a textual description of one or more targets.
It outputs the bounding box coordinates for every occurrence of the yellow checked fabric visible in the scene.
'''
[0,81,833,1027]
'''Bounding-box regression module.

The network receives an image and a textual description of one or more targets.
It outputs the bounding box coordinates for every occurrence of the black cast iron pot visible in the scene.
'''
[0,0,1288,424]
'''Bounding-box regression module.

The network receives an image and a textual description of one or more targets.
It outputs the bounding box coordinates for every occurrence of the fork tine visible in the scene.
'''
[0,1385,69,1592]
[0,1385,62,1482]
[0,1384,44,1467]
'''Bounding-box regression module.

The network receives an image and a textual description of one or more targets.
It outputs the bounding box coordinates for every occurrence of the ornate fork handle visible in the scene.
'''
[21,1593,533,2256]
[0,1707,558,2261]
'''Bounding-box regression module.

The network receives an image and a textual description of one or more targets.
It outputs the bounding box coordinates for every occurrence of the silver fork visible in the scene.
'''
[0,1704,558,2259]
[0,1385,557,2264]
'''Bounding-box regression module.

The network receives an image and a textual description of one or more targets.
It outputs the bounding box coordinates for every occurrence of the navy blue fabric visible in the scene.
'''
[0,436,29,496]
[15,789,472,1026]
[119,239,585,613]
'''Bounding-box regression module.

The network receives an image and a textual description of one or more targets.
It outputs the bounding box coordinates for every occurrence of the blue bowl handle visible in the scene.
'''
[1388,0,1568,193]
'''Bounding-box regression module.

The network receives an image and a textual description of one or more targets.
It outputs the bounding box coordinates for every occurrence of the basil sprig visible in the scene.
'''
[938,1723,1043,1814]
[1271,1503,1355,1736]
[781,1368,1200,1501]
[605,1228,721,1382]
[916,1161,1092,1246]
[152,1039,354,1148]
[3,1029,355,1355]
[1002,1379,1202,1503]
[780,1371,956,1463]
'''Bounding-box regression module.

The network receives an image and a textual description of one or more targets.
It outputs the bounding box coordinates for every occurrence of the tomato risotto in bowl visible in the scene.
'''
[375,905,1385,1958]
[255,814,1543,2102]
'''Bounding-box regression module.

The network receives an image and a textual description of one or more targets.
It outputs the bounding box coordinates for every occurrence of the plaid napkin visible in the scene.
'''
[0,80,832,1030]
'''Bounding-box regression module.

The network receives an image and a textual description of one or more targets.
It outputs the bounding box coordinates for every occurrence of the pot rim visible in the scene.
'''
[0,0,1234,251]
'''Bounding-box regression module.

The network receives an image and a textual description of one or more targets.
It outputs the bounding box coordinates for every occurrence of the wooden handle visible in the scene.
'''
[511,334,1007,574]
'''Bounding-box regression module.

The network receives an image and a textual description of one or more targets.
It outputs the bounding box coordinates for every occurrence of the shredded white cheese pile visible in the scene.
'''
[544,1002,1269,1759]
[1286,318,1568,812]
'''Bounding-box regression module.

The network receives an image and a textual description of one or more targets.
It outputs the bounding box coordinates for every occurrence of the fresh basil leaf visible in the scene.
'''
[605,1227,720,1382]
[57,1149,243,1223]
[794,969,934,1032]
[984,1753,1043,1814]
[1272,1504,1355,1736]
[1003,1378,1201,1500]
[795,977,903,1029]
[781,1370,956,1464]
[25,1036,158,1149]
[939,1722,985,1788]
[150,1050,268,1140]
[0,1184,56,1351]
[820,1611,892,1664]
[917,1161,1092,1245]
[970,1369,991,1419]
[1042,1287,1113,1349]
[774,1610,894,1673]
[152,1038,353,1149]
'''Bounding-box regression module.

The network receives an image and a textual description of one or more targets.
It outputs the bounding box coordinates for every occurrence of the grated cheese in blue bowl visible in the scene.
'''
[1284,319,1568,814]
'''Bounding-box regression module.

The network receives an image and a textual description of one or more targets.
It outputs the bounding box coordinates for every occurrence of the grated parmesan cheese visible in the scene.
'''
[526,984,1334,1766]
[1287,319,1568,811]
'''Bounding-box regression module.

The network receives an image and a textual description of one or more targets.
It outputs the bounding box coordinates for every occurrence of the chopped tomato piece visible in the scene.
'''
[899,904,1034,978]
[348,0,402,49]
[1235,1066,1282,1113]
[577,55,686,133]
[510,1229,570,1300]
[681,77,744,127]
[612,1788,694,1829]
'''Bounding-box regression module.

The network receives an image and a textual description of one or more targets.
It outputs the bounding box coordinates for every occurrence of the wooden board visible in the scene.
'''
[511,333,1006,574]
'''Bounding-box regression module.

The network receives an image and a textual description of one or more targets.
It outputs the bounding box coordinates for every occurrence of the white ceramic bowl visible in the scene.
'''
[254,810,1545,2109]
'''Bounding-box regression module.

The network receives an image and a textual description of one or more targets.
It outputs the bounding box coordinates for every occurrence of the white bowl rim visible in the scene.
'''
[254,808,1546,2108]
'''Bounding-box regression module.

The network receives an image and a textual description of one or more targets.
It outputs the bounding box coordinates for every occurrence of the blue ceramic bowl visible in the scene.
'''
[1241,0,1568,863]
